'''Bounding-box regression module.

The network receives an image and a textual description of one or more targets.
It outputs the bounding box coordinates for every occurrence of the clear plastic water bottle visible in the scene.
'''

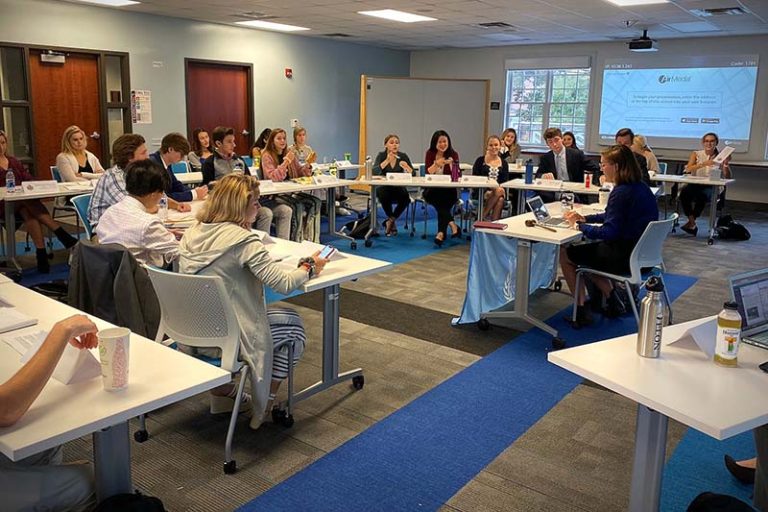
[233,161,244,174]
[158,193,168,223]
[5,170,15,194]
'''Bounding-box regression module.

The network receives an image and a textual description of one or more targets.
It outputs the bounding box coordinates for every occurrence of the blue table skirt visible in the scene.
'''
[452,231,557,325]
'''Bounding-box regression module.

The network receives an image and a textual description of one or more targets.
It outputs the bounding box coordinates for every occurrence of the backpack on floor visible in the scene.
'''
[343,215,371,239]
[715,215,751,241]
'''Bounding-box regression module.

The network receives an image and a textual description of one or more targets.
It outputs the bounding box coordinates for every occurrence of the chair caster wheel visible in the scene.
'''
[133,430,148,443]
[364,239,372,248]
[224,460,237,474]
[707,238,714,245]
[552,337,566,350]
[350,242,357,250]
[477,318,490,331]
[421,234,426,239]
[271,408,294,428]
[553,280,562,291]
[352,375,365,390]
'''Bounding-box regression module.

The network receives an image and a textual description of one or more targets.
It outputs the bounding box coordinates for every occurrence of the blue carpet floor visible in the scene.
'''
[661,430,755,510]
[241,274,697,512]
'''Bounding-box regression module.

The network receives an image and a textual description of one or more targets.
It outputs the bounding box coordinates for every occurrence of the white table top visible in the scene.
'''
[176,172,203,185]
[1,182,93,202]
[0,283,231,461]
[650,174,734,186]
[474,202,590,244]
[357,177,503,189]
[502,178,600,195]
[548,316,768,440]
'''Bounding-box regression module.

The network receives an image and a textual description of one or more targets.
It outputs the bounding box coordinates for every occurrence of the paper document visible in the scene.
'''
[2,330,101,385]
[0,307,38,333]
[713,146,734,164]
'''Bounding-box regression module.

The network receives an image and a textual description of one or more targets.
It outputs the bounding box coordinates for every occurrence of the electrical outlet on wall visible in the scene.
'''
[290,119,299,128]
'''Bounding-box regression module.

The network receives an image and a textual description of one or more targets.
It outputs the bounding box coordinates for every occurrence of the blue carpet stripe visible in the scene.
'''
[241,275,697,511]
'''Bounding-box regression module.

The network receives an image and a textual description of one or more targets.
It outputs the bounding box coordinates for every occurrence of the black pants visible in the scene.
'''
[424,188,458,234]
[376,186,410,220]
[755,423,768,511]
[679,184,711,218]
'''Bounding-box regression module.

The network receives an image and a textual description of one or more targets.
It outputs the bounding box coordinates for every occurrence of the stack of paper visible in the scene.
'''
[0,307,38,334]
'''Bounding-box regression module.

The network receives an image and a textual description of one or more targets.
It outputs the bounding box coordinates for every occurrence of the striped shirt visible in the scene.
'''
[88,165,126,226]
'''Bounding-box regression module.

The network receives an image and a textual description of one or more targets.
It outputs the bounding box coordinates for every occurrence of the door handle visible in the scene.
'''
[90,131,101,140]
[241,129,250,136]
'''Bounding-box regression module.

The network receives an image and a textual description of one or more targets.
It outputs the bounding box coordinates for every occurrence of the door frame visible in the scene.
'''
[184,58,254,149]
[0,41,131,174]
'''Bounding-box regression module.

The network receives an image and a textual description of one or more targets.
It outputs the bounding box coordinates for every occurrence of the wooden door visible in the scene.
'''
[186,60,253,154]
[29,51,102,179]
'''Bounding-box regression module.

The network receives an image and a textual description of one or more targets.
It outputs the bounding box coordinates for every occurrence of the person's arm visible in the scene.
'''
[510,146,521,162]
[55,153,85,182]
[239,237,311,294]
[187,152,202,172]
[166,171,194,202]
[0,315,98,427]
[142,219,181,265]
[201,158,215,186]
[499,159,510,183]
[537,153,553,178]
[261,153,286,182]
[579,188,624,240]
[88,151,105,173]
[721,156,731,178]
[372,152,389,175]
[399,152,414,173]
[646,152,659,173]
[472,156,487,177]
[287,157,311,178]
[425,151,441,174]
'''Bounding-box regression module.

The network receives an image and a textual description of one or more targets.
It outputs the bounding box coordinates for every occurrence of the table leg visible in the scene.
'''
[290,284,363,404]
[4,200,21,270]
[517,189,525,215]
[328,186,355,244]
[93,422,132,502]
[363,184,379,245]
[706,185,718,245]
[482,240,558,337]
[628,404,668,512]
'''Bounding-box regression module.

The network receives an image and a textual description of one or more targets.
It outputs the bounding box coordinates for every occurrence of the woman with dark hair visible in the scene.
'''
[560,144,658,326]
[562,131,579,151]
[424,130,460,247]
[251,128,272,159]
[500,128,520,164]
[372,134,413,235]
[472,135,509,221]
[679,132,731,236]
[187,128,213,172]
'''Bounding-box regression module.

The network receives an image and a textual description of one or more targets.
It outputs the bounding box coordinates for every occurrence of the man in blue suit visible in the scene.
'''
[149,132,208,202]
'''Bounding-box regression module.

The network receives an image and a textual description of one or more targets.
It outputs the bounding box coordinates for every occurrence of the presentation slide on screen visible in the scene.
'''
[598,55,758,151]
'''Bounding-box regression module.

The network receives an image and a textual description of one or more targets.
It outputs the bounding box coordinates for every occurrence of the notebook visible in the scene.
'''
[0,306,38,334]
[526,196,570,228]
[729,268,768,350]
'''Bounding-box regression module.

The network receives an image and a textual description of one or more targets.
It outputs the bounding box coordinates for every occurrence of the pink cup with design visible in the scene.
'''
[98,327,130,391]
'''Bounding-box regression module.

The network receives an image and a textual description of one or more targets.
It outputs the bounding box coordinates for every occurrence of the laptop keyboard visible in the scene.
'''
[543,217,569,227]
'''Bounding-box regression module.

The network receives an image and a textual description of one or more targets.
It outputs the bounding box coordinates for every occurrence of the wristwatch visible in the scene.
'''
[298,257,316,278]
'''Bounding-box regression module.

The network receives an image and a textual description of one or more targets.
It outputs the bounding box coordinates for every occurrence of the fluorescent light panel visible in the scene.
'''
[358,9,437,23]
[71,0,139,5]
[236,20,310,32]
[605,0,668,6]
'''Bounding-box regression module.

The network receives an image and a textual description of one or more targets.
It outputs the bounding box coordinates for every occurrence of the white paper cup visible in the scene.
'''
[98,327,130,391]
[515,158,524,168]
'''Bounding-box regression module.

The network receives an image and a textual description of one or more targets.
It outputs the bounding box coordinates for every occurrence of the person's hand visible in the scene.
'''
[175,202,192,213]
[310,250,328,275]
[284,151,295,164]
[542,172,555,180]
[599,175,606,186]
[271,167,287,182]
[564,210,585,227]
[307,151,317,164]
[195,185,209,200]
[58,315,99,350]
[435,157,446,168]
[399,161,412,173]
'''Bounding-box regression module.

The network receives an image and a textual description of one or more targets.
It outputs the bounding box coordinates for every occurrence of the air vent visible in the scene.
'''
[323,33,353,38]
[477,22,516,29]
[690,7,749,17]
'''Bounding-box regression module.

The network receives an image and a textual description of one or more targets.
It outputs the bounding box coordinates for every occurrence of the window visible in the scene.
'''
[0,46,33,160]
[504,67,591,147]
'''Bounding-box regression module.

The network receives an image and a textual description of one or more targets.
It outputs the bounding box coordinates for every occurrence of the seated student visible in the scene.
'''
[94,159,180,268]
[149,132,208,202]
[472,135,510,221]
[89,134,191,227]
[201,126,277,235]
[499,128,520,164]
[0,315,98,511]
[424,129,461,247]
[187,128,213,172]
[250,128,272,161]
[55,125,104,182]
[560,144,658,327]
[631,134,659,174]
[679,132,731,236]
[562,131,579,151]
[0,130,78,273]
[290,127,316,165]
[615,128,651,185]
[261,128,315,241]
[179,173,329,428]
[372,134,414,236]
[537,127,599,183]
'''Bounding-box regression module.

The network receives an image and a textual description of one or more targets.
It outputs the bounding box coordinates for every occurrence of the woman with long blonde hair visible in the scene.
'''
[55,125,104,182]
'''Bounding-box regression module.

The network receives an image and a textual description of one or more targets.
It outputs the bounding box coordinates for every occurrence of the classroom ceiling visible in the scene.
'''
[77,0,768,50]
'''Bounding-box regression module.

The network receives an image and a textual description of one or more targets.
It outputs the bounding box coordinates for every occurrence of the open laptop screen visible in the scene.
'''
[730,268,768,334]
[526,196,549,222]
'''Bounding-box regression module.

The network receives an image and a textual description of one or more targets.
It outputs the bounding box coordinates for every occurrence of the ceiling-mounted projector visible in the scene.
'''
[628,30,658,52]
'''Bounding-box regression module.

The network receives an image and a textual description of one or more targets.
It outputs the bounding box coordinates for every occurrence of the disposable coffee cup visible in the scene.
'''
[583,172,592,189]
[98,327,130,391]
[709,167,721,180]
[515,158,524,168]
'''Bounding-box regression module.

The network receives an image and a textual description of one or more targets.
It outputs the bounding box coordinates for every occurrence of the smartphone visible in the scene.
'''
[319,245,337,260]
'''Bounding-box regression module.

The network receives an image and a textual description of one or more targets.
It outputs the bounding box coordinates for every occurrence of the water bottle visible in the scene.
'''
[636,276,666,358]
[524,159,533,185]
[450,162,461,182]
[5,170,15,194]
[253,155,261,172]
[158,193,168,223]
[714,301,742,367]
[365,155,373,180]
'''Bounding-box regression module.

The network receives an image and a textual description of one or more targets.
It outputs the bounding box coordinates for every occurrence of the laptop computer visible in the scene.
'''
[526,195,570,228]
[729,268,768,350]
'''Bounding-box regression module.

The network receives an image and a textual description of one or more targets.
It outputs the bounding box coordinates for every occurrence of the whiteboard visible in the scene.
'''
[363,77,488,165]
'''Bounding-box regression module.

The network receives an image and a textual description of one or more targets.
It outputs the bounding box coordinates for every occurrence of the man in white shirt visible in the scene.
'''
[95,159,180,268]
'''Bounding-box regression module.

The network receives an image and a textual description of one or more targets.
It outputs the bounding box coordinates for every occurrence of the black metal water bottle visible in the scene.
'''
[636,277,666,358]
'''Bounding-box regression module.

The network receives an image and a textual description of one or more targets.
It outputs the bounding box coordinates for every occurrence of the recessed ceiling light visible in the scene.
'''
[235,20,310,32]
[358,9,437,23]
[71,0,140,6]
[605,0,668,6]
